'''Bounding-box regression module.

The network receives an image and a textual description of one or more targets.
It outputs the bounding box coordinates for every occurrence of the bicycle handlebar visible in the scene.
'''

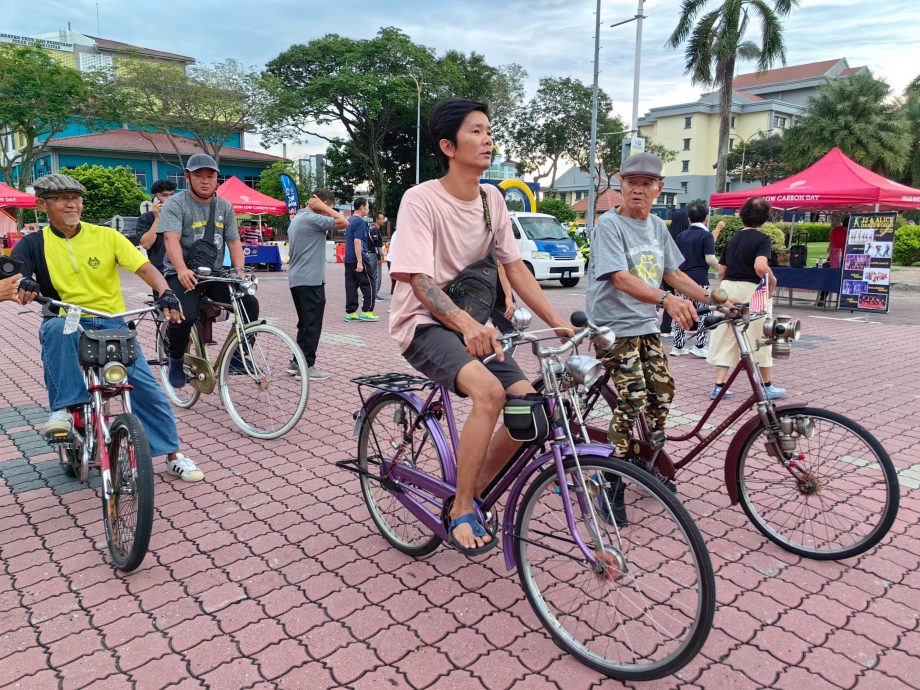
[33,294,157,320]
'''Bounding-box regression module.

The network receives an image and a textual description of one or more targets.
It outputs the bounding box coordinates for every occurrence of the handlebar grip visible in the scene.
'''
[33,295,50,305]
[702,314,724,328]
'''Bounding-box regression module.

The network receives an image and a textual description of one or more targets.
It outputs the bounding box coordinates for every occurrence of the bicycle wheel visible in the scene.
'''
[357,393,444,557]
[102,414,154,572]
[736,407,898,559]
[156,321,202,408]
[515,455,714,681]
[219,324,308,439]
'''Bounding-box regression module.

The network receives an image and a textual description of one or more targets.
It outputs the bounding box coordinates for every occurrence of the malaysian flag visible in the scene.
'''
[750,274,768,311]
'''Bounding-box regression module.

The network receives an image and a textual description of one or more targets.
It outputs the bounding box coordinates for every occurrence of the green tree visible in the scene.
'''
[537,197,576,224]
[0,45,107,190]
[257,160,313,203]
[725,132,788,184]
[59,164,147,221]
[903,76,920,187]
[782,73,911,176]
[668,0,800,194]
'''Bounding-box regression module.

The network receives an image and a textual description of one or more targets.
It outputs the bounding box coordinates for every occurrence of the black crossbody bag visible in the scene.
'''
[442,189,499,324]
[184,197,220,271]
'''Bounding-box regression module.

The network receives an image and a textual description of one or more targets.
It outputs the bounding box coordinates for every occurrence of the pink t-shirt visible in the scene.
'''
[389,180,520,352]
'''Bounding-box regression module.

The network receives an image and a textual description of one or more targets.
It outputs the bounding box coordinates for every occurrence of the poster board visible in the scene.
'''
[837,212,895,313]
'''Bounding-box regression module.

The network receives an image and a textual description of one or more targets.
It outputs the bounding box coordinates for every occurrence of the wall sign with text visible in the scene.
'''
[838,212,895,313]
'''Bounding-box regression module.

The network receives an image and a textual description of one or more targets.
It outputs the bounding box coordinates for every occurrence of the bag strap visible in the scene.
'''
[479,188,494,237]
[203,196,218,244]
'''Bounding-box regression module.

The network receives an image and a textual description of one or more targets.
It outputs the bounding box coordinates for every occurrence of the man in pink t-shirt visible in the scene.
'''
[390,99,570,557]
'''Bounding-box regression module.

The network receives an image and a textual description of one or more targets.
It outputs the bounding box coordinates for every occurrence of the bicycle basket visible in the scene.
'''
[79,329,138,368]
[503,393,550,442]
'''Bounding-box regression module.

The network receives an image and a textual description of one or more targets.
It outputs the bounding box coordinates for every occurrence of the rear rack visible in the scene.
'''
[351,372,435,393]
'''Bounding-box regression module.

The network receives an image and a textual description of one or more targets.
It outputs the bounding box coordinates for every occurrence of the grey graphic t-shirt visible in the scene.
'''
[587,210,683,337]
[157,192,239,274]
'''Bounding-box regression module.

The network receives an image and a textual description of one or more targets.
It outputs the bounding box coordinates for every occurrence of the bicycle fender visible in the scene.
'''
[501,442,614,573]
[724,402,809,505]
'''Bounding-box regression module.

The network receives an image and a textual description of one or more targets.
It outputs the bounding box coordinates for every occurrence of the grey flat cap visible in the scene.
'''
[32,173,87,197]
[620,152,665,179]
[185,153,219,172]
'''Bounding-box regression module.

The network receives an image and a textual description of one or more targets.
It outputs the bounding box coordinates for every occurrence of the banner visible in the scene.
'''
[279,174,301,220]
[837,212,895,314]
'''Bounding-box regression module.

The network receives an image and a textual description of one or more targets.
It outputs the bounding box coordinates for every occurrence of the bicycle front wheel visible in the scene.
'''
[219,324,308,439]
[357,393,444,557]
[515,456,714,681]
[156,322,202,409]
[102,413,154,572]
[736,407,898,559]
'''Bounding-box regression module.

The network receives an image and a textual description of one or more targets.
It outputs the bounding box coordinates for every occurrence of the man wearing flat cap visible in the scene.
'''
[587,153,717,520]
[11,173,205,482]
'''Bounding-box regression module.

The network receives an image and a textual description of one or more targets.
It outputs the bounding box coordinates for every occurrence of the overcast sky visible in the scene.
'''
[7,0,920,163]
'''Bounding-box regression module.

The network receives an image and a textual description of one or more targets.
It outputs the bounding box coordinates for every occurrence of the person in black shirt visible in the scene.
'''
[671,203,719,357]
[660,209,690,337]
[135,179,178,273]
[706,197,785,401]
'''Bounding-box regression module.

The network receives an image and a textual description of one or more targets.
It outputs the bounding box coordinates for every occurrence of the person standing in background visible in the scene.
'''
[135,179,177,273]
[659,209,690,338]
[343,197,378,321]
[368,212,387,300]
[670,202,719,358]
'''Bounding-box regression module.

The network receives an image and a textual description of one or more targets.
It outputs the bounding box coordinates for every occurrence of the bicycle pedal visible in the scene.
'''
[44,431,74,444]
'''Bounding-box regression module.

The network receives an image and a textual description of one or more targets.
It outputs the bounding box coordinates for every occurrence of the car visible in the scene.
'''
[508,212,585,288]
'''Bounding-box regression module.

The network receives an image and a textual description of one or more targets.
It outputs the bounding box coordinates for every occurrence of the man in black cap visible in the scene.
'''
[158,153,260,390]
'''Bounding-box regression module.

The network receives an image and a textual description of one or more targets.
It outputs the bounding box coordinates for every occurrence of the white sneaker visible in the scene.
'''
[306,366,331,380]
[670,347,691,357]
[690,346,709,358]
[166,453,204,482]
[43,410,73,442]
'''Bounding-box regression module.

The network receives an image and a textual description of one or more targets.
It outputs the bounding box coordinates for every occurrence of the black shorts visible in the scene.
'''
[403,324,526,395]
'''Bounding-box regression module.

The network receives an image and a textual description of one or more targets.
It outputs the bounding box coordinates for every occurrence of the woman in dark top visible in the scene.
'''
[660,210,691,336]
[706,197,786,401]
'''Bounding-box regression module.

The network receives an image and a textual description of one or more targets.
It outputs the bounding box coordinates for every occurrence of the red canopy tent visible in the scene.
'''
[710,147,920,211]
[0,181,37,209]
[216,176,286,215]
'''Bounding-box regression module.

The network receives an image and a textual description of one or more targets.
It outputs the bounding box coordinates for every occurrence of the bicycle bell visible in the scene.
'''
[511,307,532,331]
[762,315,800,359]
[593,326,615,351]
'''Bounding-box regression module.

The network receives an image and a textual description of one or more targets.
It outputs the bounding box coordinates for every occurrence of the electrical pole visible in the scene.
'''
[586,0,602,235]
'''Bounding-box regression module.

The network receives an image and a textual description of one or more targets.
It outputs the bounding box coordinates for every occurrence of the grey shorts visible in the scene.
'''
[403,324,526,395]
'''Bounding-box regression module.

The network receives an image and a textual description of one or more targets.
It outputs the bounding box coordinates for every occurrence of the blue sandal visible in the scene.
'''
[448,513,498,557]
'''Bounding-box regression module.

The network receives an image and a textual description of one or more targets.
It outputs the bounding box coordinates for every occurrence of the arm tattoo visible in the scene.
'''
[412,274,461,320]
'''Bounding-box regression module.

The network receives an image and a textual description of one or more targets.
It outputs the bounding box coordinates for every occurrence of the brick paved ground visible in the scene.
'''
[0,264,918,690]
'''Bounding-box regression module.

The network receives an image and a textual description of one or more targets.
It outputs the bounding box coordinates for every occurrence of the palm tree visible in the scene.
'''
[668,0,799,194]
[904,75,920,187]
[782,73,911,177]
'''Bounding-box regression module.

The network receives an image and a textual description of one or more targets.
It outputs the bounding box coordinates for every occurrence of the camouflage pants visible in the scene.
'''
[597,334,675,458]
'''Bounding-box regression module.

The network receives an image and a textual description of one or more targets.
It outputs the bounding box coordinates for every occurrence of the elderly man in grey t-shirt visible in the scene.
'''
[587,153,715,485]
[286,189,347,380]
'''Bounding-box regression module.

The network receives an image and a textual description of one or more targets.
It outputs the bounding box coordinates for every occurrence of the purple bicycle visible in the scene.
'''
[339,310,715,681]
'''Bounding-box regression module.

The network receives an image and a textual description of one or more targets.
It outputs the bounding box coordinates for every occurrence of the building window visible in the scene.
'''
[244,176,261,188]
[132,169,147,189]
[683,138,691,151]
[167,172,187,190]
[773,115,787,129]
[731,116,736,128]
[680,181,688,193]
[684,116,692,129]
[729,137,734,148]
[681,160,690,173]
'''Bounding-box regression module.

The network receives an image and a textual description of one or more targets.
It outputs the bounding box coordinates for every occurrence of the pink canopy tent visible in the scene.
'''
[710,147,920,211]
[216,176,286,215]
[0,181,37,209]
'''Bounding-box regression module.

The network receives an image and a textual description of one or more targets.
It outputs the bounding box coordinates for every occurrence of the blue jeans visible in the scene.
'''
[39,317,180,458]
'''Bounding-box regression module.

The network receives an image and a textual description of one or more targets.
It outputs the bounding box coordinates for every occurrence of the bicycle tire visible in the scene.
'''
[736,407,898,560]
[156,321,202,409]
[219,324,308,439]
[514,455,714,681]
[357,393,444,557]
[102,413,154,572]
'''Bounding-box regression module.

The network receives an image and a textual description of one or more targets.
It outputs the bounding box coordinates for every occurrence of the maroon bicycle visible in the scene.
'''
[544,298,899,560]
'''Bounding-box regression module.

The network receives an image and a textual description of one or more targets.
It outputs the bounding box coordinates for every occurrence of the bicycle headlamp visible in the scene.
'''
[102,361,128,384]
[241,279,258,296]
[762,315,801,359]
[565,355,603,388]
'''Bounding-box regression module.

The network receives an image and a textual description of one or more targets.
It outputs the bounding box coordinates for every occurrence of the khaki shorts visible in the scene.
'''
[706,279,774,368]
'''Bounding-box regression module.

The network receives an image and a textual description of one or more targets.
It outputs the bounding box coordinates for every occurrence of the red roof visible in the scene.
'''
[217,177,286,215]
[710,147,920,211]
[48,130,283,163]
[572,188,624,213]
[85,35,193,63]
[732,59,842,89]
[0,181,37,209]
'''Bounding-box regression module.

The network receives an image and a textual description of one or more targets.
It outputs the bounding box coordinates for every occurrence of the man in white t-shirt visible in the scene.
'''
[390,99,570,557]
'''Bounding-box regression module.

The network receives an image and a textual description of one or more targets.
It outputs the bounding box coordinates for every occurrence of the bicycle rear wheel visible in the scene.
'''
[357,393,444,557]
[156,322,202,408]
[514,456,714,681]
[219,324,308,439]
[736,407,898,559]
[102,413,154,572]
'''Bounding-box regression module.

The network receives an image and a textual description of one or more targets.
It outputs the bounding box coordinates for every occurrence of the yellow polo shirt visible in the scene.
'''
[43,223,148,314]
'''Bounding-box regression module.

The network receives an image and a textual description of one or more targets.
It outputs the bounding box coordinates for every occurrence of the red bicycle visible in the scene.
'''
[544,299,899,560]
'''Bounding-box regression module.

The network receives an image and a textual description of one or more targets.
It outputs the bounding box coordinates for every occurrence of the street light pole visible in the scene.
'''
[407,74,422,186]
[586,0,602,235]
[630,0,645,138]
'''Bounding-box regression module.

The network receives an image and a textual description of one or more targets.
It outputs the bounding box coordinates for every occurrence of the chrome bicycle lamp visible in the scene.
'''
[102,361,128,385]
[762,315,801,359]
[241,279,258,296]
[511,307,532,331]
[565,355,603,388]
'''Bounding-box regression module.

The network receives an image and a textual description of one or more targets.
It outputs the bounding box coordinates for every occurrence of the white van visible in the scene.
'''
[508,212,585,287]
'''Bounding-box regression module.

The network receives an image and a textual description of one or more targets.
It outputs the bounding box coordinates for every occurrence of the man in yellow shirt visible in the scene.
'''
[11,173,205,482]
